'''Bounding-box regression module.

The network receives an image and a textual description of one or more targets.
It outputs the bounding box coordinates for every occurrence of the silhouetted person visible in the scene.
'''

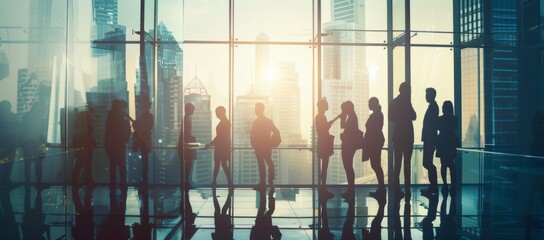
[365,97,386,202]
[211,187,233,240]
[0,100,18,186]
[317,197,334,240]
[250,187,281,240]
[20,102,46,186]
[206,106,233,187]
[363,194,386,240]
[339,101,360,198]
[105,99,131,192]
[389,82,416,199]
[180,103,196,189]
[180,187,197,239]
[421,88,439,197]
[421,193,439,240]
[251,103,280,188]
[0,187,20,239]
[96,188,130,240]
[341,192,355,240]
[72,107,96,188]
[530,110,544,157]
[71,185,94,240]
[315,97,338,199]
[436,101,459,191]
[133,100,153,185]
[22,186,50,240]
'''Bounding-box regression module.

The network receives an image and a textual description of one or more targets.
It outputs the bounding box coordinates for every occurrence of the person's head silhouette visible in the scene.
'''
[215,106,226,119]
[342,101,355,116]
[317,97,329,113]
[369,97,381,112]
[425,88,436,103]
[399,82,411,97]
[185,103,195,116]
[442,101,454,116]
[255,102,265,117]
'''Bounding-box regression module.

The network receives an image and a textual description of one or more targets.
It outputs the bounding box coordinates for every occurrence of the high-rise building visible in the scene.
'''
[184,76,212,185]
[254,32,270,96]
[270,62,310,184]
[322,0,369,184]
[233,94,281,185]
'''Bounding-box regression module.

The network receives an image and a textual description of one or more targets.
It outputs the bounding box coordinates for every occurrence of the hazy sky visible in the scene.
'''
[0,0,453,142]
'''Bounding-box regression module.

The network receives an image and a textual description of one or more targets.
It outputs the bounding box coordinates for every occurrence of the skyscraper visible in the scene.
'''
[254,32,270,96]
[184,76,212,185]
[270,62,310,184]
[322,0,369,184]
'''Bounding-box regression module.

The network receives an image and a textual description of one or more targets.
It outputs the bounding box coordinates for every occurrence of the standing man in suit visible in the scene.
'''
[421,88,439,197]
[251,103,280,189]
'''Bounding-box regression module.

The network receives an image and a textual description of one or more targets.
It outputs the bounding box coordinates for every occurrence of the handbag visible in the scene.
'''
[355,129,364,149]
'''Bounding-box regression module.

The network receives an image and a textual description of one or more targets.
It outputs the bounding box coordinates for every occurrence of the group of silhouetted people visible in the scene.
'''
[315,82,459,203]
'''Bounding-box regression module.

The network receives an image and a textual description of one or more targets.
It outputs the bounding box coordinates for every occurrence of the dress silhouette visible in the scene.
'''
[105,99,131,191]
[364,97,386,201]
[206,106,233,187]
[421,88,439,196]
[339,101,360,198]
[133,100,153,185]
[250,187,281,240]
[0,100,18,185]
[71,107,96,187]
[315,98,337,198]
[389,82,416,199]
[179,103,196,189]
[20,102,46,185]
[211,187,233,240]
[436,101,459,190]
[251,103,280,188]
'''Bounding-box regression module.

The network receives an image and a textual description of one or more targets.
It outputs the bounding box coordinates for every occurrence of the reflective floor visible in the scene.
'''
[1,183,542,240]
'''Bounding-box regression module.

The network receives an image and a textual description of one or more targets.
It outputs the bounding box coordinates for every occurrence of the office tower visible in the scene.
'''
[270,62,310,184]
[184,76,212,185]
[322,0,369,184]
[87,0,128,183]
[459,0,519,151]
[233,94,280,185]
[254,32,270,96]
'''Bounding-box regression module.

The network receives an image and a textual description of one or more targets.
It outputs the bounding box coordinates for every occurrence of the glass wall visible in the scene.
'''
[0,0,462,238]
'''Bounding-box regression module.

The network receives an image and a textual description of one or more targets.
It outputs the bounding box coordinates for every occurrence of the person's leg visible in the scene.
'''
[342,150,355,187]
[84,150,93,185]
[393,146,403,192]
[212,158,220,185]
[321,156,330,186]
[35,156,43,185]
[185,157,193,185]
[264,149,275,185]
[119,149,127,190]
[370,153,384,188]
[255,150,266,185]
[403,146,413,194]
[22,142,31,184]
[221,160,233,186]
[423,144,437,190]
[440,157,448,186]
[141,150,148,184]
[449,157,456,187]
[108,158,116,191]
[72,157,82,187]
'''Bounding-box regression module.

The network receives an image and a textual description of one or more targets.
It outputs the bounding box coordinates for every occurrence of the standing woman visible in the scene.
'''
[315,98,338,198]
[436,101,459,192]
[364,97,386,201]
[179,103,196,189]
[339,101,359,198]
[206,106,233,187]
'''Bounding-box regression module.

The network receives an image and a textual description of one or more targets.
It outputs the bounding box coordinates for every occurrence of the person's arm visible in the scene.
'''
[410,102,417,121]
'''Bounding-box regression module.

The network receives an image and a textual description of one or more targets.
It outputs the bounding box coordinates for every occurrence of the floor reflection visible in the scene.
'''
[212,187,233,240]
[250,187,281,239]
